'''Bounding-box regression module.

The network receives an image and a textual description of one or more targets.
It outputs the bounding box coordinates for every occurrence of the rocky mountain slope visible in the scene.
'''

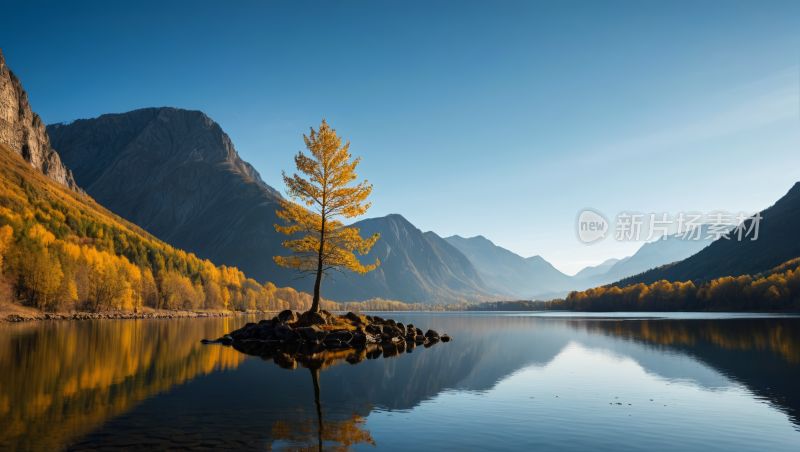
[47,107,293,290]
[616,182,800,286]
[47,109,498,304]
[443,235,552,297]
[0,48,81,192]
[293,214,498,304]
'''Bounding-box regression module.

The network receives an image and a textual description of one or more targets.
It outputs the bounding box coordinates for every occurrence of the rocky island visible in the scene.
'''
[202,310,451,356]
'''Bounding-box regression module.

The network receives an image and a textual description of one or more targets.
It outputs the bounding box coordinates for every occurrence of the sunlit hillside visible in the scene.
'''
[0,142,332,314]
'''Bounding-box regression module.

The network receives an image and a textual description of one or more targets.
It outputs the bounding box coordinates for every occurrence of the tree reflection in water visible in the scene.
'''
[232,340,422,450]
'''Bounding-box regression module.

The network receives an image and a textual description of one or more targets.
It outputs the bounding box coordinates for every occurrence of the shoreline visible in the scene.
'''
[1,308,276,324]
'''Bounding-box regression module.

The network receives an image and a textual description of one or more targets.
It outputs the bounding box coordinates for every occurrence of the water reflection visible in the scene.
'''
[0,316,256,451]
[0,313,798,451]
[576,318,800,426]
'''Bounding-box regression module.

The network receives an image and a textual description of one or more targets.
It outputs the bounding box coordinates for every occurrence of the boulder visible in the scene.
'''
[385,319,397,328]
[372,316,386,325]
[258,319,270,325]
[296,325,329,343]
[350,332,368,345]
[381,325,396,336]
[326,330,353,343]
[441,334,451,342]
[278,310,297,324]
[365,324,382,335]
[415,327,423,336]
[425,330,439,340]
[396,322,406,335]
[345,312,362,324]
[365,315,374,323]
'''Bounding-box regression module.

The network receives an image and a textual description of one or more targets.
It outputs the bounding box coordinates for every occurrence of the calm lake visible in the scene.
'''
[2,312,799,451]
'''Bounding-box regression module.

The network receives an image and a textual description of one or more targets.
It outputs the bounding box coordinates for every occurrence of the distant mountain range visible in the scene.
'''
[5,46,798,307]
[46,109,498,304]
[445,231,713,300]
[42,106,728,304]
[616,183,800,287]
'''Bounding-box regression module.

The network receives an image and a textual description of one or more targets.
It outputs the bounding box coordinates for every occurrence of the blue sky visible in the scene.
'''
[2,0,798,274]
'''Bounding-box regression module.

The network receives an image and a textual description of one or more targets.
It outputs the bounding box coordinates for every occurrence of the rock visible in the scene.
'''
[396,322,406,335]
[258,319,270,325]
[365,315,374,323]
[278,310,297,324]
[441,334,451,342]
[350,332,368,345]
[372,316,386,325]
[326,330,353,343]
[345,312,362,324]
[425,330,439,340]
[385,319,397,328]
[296,325,329,343]
[270,317,283,327]
[381,325,396,336]
[365,324,382,335]
[0,49,83,192]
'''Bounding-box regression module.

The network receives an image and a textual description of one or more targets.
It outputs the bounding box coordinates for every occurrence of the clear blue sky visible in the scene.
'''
[2,0,798,274]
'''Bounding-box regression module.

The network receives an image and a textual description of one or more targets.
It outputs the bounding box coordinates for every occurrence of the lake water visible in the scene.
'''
[1,312,799,451]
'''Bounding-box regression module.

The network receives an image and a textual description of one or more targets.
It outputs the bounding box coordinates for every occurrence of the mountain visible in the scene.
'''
[573,258,623,280]
[46,107,294,291]
[47,109,496,304]
[597,232,710,285]
[312,215,498,303]
[442,235,553,297]
[0,48,81,192]
[447,228,714,301]
[616,182,800,286]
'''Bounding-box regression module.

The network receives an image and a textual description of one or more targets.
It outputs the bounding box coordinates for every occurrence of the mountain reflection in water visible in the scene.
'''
[0,313,798,451]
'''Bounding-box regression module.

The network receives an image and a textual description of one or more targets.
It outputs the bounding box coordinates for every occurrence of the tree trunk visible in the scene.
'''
[310,217,325,313]
[311,267,322,313]
[311,368,323,451]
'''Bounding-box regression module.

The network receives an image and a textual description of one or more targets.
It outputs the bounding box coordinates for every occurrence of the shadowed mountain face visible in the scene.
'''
[617,182,800,286]
[320,215,497,303]
[46,107,295,289]
[443,235,555,297]
[47,110,495,303]
[0,48,81,192]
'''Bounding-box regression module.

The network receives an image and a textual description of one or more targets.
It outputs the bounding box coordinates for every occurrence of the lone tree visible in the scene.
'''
[274,120,380,313]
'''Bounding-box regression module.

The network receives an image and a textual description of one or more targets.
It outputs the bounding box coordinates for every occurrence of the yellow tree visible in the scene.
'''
[274,120,380,313]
